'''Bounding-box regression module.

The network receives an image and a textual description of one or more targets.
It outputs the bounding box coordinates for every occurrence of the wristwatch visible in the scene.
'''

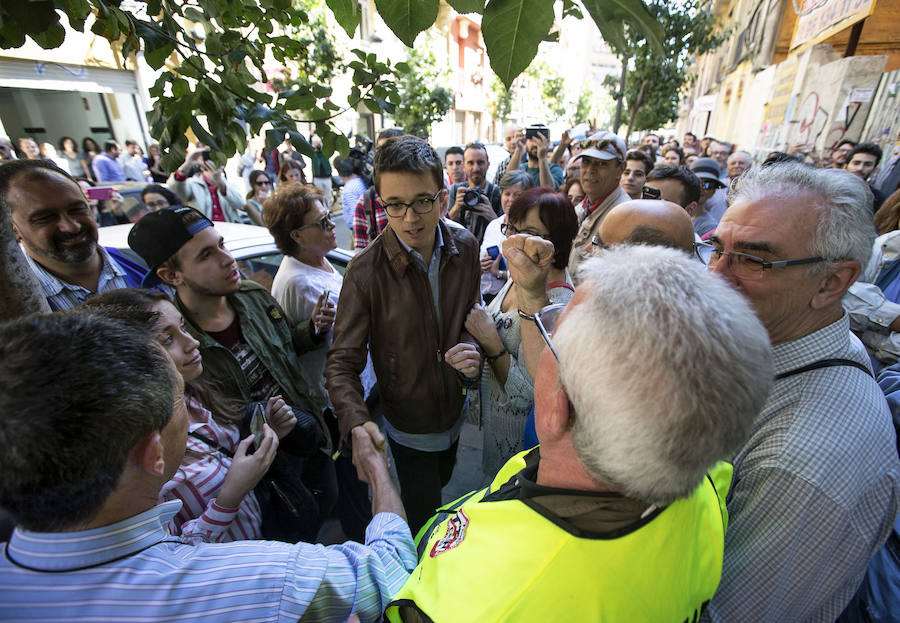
[497,270,507,281]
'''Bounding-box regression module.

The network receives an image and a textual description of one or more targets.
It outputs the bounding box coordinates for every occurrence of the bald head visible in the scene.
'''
[598,200,695,254]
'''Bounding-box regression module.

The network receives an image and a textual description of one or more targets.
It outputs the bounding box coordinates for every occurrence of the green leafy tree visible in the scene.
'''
[0,0,663,167]
[603,0,727,134]
[541,74,566,121]
[390,47,453,139]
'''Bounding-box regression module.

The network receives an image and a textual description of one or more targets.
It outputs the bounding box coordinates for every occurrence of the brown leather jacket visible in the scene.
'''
[325,221,481,441]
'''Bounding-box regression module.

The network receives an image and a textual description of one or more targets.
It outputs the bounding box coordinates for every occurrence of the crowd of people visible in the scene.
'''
[1,118,900,622]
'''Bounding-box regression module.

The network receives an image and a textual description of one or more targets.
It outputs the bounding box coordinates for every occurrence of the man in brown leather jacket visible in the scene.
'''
[326,136,482,533]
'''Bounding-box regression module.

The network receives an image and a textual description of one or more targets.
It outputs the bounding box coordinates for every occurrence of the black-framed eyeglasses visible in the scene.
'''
[295,212,335,232]
[383,189,443,218]
[701,179,721,190]
[695,241,825,279]
[500,222,550,240]
[535,304,566,360]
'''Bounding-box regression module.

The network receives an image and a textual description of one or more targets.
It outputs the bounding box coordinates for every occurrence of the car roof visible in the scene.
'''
[97,220,355,264]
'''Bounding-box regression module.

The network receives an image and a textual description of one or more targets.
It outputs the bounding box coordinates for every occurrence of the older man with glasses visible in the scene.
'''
[696,162,900,622]
[383,243,775,622]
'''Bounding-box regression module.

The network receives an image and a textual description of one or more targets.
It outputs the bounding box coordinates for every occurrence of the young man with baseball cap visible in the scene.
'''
[128,207,339,530]
[690,157,728,238]
[567,130,631,272]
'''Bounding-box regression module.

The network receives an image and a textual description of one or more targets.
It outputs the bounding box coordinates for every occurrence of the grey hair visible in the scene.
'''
[555,246,773,505]
[727,162,875,272]
[498,169,534,191]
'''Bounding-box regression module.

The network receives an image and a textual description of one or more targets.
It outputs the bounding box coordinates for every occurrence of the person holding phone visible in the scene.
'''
[465,187,577,476]
[479,170,534,301]
[168,145,247,223]
[267,184,376,541]
[83,288,298,543]
[507,124,565,189]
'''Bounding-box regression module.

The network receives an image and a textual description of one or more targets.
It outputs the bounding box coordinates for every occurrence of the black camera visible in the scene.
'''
[463,188,483,208]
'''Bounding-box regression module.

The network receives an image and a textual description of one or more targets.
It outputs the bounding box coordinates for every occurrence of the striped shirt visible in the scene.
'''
[704,314,900,622]
[0,503,416,622]
[160,397,263,543]
[24,246,129,311]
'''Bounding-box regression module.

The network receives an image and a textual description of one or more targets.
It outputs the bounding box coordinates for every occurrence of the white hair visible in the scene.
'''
[554,246,773,505]
[728,162,876,272]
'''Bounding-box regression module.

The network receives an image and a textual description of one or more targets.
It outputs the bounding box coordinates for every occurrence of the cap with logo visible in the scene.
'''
[573,131,627,163]
[128,207,213,288]
[690,158,727,189]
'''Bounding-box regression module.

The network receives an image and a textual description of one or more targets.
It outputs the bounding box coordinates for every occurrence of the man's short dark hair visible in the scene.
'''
[104,139,119,153]
[850,142,883,166]
[445,146,464,161]
[0,312,176,531]
[625,149,654,175]
[125,139,137,147]
[377,128,404,143]
[140,184,180,207]
[373,135,444,194]
[464,141,488,159]
[0,159,76,216]
[685,132,697,140]
[836,139,857,150]
[647,165,702,208]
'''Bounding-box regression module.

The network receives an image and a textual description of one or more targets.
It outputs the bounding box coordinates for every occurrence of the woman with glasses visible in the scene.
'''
[266,183,376,541]
[465,187,578,476]
[480,170,534,302]
[243,170,272,227]
[141,184,181,213]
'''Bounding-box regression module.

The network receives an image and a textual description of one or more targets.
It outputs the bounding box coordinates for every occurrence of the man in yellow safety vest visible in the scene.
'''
[385,241,775,622]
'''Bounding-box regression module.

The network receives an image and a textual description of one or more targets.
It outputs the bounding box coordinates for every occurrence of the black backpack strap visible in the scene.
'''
[188,431,233,458]
[776,358,873,381]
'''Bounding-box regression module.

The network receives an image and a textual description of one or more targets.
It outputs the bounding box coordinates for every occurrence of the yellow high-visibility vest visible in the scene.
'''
[386,451,732,623]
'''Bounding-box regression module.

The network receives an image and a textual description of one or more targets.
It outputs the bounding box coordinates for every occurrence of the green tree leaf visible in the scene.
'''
[324,0,360,37]
[482,0,553,90]
[446,0,485,13]
[581,0,665,56]
[373,0,439,47]
[31,22,65,49]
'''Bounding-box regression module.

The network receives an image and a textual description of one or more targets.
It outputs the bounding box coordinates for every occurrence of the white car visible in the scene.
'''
[98,221,356,291]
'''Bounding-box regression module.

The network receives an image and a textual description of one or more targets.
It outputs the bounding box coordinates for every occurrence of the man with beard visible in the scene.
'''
[1,160,142,310]
[448,142,502,244]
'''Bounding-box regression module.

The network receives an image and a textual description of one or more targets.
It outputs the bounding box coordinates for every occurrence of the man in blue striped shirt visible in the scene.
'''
[0,311,415,622]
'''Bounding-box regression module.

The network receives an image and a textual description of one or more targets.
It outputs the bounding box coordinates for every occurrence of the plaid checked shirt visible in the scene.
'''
[352,187,387,250]
[703,314,900,622]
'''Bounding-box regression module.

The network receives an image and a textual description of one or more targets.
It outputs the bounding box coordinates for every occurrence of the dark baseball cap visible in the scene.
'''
[690,158,727,188]
[128,207,213,287]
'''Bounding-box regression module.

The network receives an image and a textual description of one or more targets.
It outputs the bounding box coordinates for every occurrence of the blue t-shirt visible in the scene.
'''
[519,162,565,188]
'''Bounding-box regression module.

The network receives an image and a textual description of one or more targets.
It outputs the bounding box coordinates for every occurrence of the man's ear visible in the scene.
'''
[684,200,699,219]
[811,260,861,309]
[542,384,574,441]
[9,217,22,243]
[156,264,181,287]
[130,431,166,477]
